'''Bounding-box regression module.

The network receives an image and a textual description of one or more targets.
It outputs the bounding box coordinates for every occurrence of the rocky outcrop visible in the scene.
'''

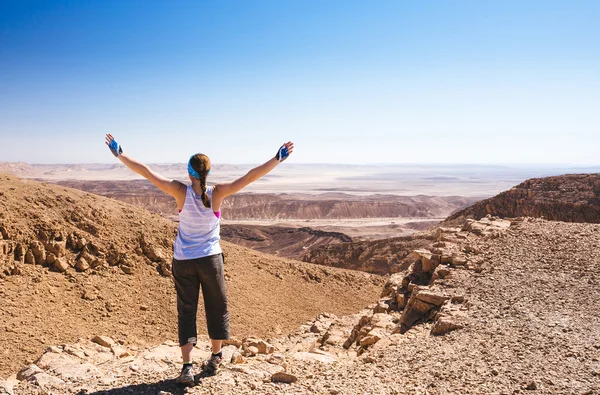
[221,225,352,259]
[302,234,434,275]
[446,174,600,224]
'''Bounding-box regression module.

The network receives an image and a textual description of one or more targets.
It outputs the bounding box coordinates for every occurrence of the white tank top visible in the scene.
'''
[173,185,222,260]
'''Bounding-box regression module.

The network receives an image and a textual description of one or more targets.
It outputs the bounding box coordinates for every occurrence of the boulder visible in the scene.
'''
[111,344,130,358]
[17,364,43,381]
[52,258,69,273]
[244,338,276,354]
[373,299,389,314]
[399,292,443,332]
[271,372,298,384]
[44,241,65,258]
[75,258,89,272]
[46,253,56,265]
[92,335,115,348]
[431,317,464,336]
[121,265,134,275]
[28,372,65,390]
[36,352,100,381]
[415,290,449,306]
[24,250,35,264]
[244,346,259,357]
[30,241,46,265]
[231,351,244,364]
[359,330,384,347]
[223,337,243,348]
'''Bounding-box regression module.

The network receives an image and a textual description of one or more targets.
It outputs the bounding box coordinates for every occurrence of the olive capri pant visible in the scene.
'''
[172,253,230,346]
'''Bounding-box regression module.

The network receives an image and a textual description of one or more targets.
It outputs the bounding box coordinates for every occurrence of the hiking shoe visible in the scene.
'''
[202,353,223,375]
[175,365,195,386]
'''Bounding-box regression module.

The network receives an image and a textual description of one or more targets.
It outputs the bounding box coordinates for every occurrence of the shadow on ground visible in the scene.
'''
[80,372,216,395]
[80,379,186,395]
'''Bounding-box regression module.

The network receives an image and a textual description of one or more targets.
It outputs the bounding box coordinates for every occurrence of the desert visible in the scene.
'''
[2,2,599,393]
[1,164,600,395]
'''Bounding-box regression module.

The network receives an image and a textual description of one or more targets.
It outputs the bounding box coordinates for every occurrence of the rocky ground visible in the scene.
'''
[3,217,599,394]
[0,175,383,379]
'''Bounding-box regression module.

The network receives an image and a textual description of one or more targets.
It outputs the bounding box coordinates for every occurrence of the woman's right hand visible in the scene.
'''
[105,134,123,157]
[275,142,294,162]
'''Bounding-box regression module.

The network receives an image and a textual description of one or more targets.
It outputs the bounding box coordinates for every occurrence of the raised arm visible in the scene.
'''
[212,142,294,208]
[105,134,186,203]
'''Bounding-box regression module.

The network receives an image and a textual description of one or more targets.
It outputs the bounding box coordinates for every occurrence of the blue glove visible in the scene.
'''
[275,145,289,162]
[108,139,123,157]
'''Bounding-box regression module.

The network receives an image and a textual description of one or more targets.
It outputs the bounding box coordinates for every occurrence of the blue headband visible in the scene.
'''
[188,156,211,179]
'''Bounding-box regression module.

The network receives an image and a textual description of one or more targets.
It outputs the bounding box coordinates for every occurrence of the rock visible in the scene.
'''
[525,381,537,390]
[0,378,15,395]
[396,293,408,309]
[52,258,69,272]
[36,351,100,381]
[111,344,130,358]
[82,290,98,301]
[451,255,468,266]
[28,372,65,390]
[46,253,56,265]
[75,258,89,272]
[415,290,449,306]
[399,293,439,332]
[245,346,259,357]
[30,241,46,265]
[92,335,115,348]
[267,353,285,365]
[433,266,450,280]
[157,261,172,277]
[271,372,298,384]
[359,330,384,347]
[244,338,276,354]
[223,337,243,348]
[231,351,244,364]
[373,299,389,314]
[121,265,134,275]
[24,249,35,264]
[220,345,238,364]
[17,364,43,381]
[431,317,464,336]
[44,241,65,258]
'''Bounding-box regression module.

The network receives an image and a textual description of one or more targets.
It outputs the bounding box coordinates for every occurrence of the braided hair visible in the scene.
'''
[189,154,212,209]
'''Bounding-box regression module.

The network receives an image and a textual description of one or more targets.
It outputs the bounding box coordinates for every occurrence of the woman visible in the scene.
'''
[105,133,294,386]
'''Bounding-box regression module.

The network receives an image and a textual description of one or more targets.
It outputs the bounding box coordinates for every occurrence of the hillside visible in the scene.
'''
[4,217,600,394]
[220,225,352,258]
[302,233,434,275]
[0,174,383,378]
[446,173,600,224]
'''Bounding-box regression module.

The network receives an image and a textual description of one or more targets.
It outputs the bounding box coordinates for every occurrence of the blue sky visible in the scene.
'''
[0,0,598,164]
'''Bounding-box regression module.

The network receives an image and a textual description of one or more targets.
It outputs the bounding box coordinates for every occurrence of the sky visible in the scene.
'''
[0,0,598,165]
